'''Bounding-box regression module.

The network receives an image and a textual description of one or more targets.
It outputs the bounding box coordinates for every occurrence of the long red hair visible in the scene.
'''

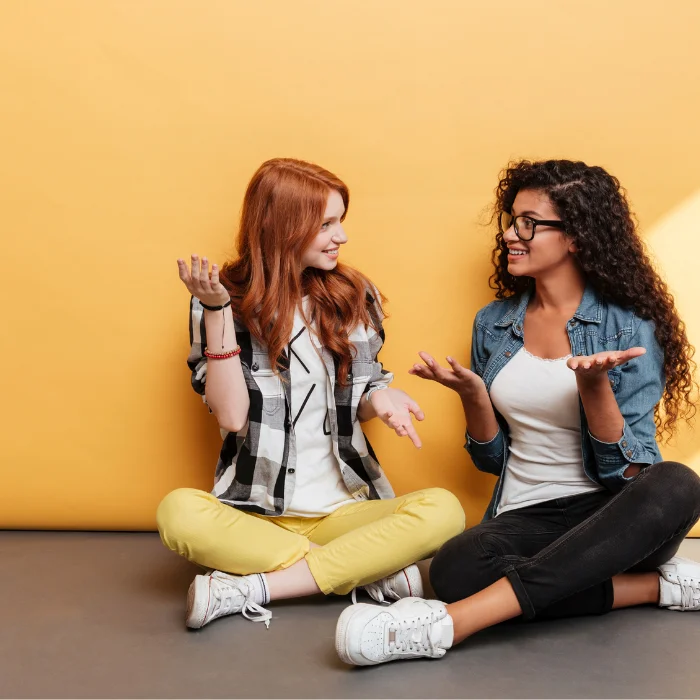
[220,158,384,382]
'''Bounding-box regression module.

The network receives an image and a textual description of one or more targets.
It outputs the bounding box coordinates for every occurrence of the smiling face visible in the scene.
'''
[300,189,348,271]
[503,189,577,279]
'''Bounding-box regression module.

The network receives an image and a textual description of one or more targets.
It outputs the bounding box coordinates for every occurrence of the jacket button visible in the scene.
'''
[609,379,615,387]
[570,320,578,327]
[515,324,521,331]
[626,450,633,458]
[252,362,259,372]
[287,468,295,474]
[504,351,512,357]
[622,440,628,447]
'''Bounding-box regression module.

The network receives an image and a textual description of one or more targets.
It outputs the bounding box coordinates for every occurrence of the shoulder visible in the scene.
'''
[364,282,382,306]
[364,283,386,323]
[474,296,519,328]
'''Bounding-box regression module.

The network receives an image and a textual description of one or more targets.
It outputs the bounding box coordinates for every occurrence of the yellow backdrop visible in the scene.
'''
[2,1,699,532]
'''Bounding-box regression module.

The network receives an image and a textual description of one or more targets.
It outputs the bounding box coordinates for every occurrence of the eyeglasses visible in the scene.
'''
[498,211,564,242]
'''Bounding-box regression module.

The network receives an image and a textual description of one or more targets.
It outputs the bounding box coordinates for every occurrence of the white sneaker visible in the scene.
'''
[335,596,453,666]
[351,564,424,605]
[186,571,272,629]
[658,557,700,611]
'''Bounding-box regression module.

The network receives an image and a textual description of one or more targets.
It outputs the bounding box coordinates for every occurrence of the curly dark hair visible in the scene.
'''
[490,159,696,440]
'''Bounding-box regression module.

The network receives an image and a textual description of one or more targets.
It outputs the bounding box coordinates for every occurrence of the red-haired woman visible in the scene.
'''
[157,158,465,630]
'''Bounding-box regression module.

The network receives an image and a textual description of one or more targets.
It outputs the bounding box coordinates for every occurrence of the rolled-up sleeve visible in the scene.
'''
[363,289,394,392]
[187,296,209,402]
[465,429,506,477]
[590,317,664,489]
[464,313,507,477]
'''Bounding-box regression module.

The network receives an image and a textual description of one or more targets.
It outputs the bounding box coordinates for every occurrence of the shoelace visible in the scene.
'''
[351,582,389,605]
[387,613,440,655]
[212,579,273,628]
[679,577,700,610]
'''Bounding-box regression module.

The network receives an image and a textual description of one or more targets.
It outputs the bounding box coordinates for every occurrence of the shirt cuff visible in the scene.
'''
[365,384,389,403]
[588,421,655,480]
[465,429,506,476]
[466,431,501,447]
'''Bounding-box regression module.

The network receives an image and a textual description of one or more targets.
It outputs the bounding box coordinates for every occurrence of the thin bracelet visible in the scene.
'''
[200,300,231,311]
[200,299,232,349]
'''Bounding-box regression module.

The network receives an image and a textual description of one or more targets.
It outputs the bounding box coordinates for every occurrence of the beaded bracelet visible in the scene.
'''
[204,346,242,360]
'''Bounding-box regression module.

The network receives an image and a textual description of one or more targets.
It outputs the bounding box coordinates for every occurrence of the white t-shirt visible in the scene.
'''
[283,304,355,517]
[490,347,603,516]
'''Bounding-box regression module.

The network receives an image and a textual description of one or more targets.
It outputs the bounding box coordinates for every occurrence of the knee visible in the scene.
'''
[156,488,212,544]
[429,529,485,603]
[644,462,700,517]
[416,488,466,541]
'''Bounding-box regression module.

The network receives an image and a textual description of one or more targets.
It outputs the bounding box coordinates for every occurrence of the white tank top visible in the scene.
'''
[283,302,354,517]
[489,347,603,516]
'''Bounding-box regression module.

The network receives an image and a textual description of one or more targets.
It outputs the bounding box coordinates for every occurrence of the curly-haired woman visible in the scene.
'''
[336,159,700,666]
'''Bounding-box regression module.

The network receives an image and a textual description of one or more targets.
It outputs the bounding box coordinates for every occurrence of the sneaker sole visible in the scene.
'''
[186,576,210,629]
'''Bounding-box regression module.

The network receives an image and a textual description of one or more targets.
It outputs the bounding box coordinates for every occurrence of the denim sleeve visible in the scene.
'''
[464,313,507,477]
[589,316,664,489]
[465,429,506,477]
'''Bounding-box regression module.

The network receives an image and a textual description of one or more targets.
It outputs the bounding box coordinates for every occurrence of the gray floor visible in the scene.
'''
[1,534,699,699]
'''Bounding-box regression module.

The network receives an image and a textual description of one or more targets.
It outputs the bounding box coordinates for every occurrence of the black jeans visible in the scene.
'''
[430,462,700,619]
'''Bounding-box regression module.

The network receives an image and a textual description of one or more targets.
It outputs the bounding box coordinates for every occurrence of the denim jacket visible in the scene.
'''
[466,283,665,520]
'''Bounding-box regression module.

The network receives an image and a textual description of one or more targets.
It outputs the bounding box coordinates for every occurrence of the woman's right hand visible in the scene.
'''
[177,255,231,307]
[409,351,487,399]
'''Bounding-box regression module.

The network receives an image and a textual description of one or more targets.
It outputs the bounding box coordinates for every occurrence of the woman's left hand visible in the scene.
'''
[370,388,425,449]
[567,347,646,382]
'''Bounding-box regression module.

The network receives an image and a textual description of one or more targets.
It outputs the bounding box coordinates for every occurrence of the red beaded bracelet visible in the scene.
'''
[204,346,242,360]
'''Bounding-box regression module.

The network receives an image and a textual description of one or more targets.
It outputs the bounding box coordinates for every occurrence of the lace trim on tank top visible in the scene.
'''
[521,346,573,363]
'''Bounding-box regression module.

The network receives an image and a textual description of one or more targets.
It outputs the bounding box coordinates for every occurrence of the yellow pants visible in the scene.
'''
[156,487,465,595]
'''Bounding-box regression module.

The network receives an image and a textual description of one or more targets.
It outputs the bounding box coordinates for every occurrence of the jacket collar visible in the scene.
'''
[572,282,603,323]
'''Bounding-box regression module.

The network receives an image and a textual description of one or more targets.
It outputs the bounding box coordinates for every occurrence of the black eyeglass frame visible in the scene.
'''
[498,211,565,241]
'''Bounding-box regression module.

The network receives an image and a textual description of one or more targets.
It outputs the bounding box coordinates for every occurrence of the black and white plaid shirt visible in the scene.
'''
[187,290,395,516]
